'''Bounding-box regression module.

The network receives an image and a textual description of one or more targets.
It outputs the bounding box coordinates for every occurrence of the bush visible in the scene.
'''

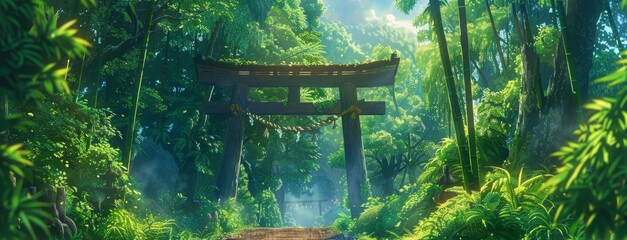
[98,208,175,240]
[408,189,472,239]
[397,183,440,232]
[417,139,461,185]
[331,211,355,233]
[353,204,384,237]
[258,189,282,227]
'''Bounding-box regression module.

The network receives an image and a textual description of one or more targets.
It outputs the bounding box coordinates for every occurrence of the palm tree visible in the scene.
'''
[428,0,475,192]
[123,0,156,172]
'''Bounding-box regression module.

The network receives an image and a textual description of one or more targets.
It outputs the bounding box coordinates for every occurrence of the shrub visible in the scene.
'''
[331,211,355,233]
[353,204,384,237]
[98,208,175,240]
[258,189,282,227]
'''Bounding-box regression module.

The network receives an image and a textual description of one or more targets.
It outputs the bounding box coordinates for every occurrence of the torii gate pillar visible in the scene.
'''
[340,82,368,218]
[216,83,248,202]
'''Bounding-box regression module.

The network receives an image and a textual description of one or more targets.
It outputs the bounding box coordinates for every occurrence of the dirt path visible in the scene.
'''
[223,227,353,240]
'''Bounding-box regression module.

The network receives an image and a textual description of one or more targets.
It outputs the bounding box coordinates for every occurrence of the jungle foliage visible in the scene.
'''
[1,0,625,239]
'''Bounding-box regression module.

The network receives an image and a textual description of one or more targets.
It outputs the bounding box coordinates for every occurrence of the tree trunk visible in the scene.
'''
[207,18,223,57]
[485,0,508,77]
[550,0,559,28]
[429,0,474,192]
[207,18,224,59]
[605,0,624,54]
[511,2,546,165]
[543,0,603,160]
[555,0,585,125]
[122,0,156,172]
[512,43,543,164]
[458,0,480,190]
[382,173,395,197]
[75,55,86,103]
[511,3,523,46]
[275,184,286,219]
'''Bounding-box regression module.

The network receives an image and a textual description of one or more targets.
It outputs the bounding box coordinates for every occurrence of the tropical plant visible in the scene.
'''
[0,0,90,238]
[481,167,549,210]
[546,52,627,240]
[0,179,51,239]
[526,200,572,239]
[99,208,176,240]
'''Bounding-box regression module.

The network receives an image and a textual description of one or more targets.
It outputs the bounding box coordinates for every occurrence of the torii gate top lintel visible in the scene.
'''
[194,54,400,88]
[194,54,400,116]
[196,54,400,219]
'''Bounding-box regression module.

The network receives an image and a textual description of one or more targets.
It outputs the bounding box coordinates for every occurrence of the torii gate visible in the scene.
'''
[194,54,400,218]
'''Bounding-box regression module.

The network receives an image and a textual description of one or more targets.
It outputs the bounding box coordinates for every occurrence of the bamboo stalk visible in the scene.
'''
[123,0,157,172]
[429,0,474,192]
[75,54,85,103]
[459,0,480,190]
[556,0,585,125]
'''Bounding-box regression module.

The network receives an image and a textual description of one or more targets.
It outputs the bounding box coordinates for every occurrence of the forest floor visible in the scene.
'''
[222,227,354,240]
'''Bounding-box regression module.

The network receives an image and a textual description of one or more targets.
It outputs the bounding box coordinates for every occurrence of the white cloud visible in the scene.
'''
[365,9,418,34]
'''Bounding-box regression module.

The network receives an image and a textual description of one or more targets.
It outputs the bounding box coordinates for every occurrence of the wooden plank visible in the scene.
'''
[203,101,386,115]
[340,82,368,218]
[196,69,397,88]
[216,83,248,202]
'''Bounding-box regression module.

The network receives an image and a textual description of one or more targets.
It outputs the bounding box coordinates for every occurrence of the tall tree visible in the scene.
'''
[511,1,544,164]
[485,0,508,76]
[605,0,624,54]
[458,0,480,190]
[529,0,603,164]
[555,0,584,125]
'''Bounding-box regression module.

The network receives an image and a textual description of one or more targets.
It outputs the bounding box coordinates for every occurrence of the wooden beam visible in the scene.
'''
[204,101,386,115]
[216,83,248,202]
[195,55,400,73]
[195,70,397,88]
[340,82,369,218]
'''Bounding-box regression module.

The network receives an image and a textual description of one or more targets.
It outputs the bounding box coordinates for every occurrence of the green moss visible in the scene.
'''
[353,204,384,237]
